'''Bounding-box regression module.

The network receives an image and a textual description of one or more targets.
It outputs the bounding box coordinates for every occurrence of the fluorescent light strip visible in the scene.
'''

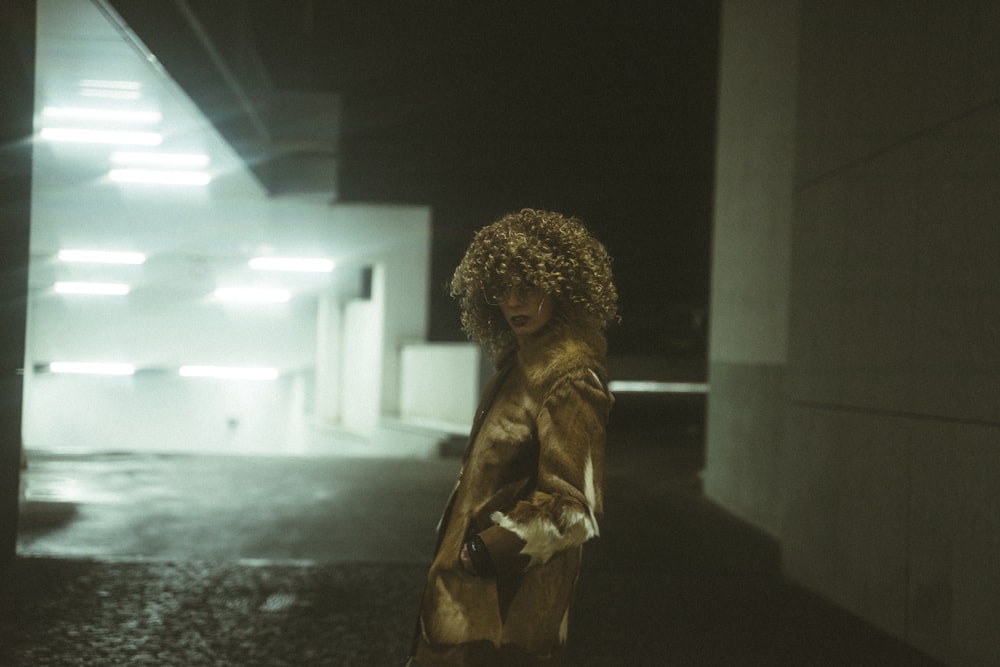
[79,89,141,100]
[42,107,162,124]
[249,257,335,273]
[54,281,130,296]
[40,128,162,145]
[58,249,146,265]
[179,365,279,380]
[79,79,142,91]
[108,169,211,186]
[607,381,710,394]
[49,362,135,376]
[214,287,291,303]
[77,79,143,102]
[111,151,210,168]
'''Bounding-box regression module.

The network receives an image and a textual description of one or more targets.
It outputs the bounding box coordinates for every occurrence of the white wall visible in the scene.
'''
[399,342,481,432]
[339,297,382,436]
[704,0,798,531]
[24,369,313,455]
[308,203,432,439]
[315,289,342,427]
[25,188,433,454]
[366,210,433,417]
[707,3,1000,664]
[23,197,434,452]
[26,0,436,456]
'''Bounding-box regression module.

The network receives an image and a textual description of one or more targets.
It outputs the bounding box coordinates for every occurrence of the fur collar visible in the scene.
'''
[513,323,607,389]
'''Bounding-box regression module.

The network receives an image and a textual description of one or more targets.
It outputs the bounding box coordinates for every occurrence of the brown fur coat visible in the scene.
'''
[414,324,613,664]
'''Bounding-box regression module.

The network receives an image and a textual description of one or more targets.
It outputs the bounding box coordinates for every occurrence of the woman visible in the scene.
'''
[409,208,618,666]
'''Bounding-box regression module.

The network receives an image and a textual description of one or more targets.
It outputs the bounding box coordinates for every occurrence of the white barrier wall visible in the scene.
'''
[399,342,481,433]
[23,201,432,454]
[24,369,313,455]
[707,3,1000,664]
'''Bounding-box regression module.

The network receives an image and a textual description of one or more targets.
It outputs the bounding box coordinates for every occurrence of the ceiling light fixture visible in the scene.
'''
[40,127,162,145]
[79,79,142,91]
[41,106,162,124]
[54,281,131,296]
[78,79,143,101]
[108,169,211,186]
[249,257,335,273]
[111,151,210,168]
[49,362,136,376]
[214,287,291,303]
[178,365,279,380]
[79,88,142,101]
[58,249,147,265]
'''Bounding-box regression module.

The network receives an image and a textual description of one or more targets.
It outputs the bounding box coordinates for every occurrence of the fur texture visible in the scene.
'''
[415,324,612,663]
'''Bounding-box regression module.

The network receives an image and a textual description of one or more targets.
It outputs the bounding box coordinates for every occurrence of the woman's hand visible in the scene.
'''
[459,543,476,573]
[460,535,497,576]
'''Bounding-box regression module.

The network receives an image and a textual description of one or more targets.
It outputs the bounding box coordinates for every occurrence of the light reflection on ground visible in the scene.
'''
[17,451,456,563]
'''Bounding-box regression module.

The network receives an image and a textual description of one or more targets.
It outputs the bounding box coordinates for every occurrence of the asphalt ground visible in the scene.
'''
[1,422,943,666]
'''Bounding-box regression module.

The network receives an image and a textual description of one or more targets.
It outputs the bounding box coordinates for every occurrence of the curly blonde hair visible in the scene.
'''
[450,208,618,356]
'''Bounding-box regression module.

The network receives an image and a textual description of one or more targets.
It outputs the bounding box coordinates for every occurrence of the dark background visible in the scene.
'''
[112,1,721,362]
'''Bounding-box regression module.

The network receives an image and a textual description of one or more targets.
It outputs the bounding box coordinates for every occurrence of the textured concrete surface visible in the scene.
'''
[2,426,943,666]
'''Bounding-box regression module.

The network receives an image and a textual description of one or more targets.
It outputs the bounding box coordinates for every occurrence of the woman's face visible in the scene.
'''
[496,285,554,338]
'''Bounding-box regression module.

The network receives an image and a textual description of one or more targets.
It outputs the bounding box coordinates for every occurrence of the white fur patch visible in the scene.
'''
[491,506,599,569]
[583,454,599,537]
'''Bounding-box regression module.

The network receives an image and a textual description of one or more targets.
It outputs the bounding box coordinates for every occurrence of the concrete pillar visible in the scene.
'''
[704,0,799,533]
[0,0,35,571]
[314,289,342,427]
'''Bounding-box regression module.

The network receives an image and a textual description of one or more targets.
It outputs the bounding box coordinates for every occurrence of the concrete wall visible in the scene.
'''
[0,0,34,569]
[23,200,432,453]
[399,342,481,432]
[25,370,314,455]
[706,2,1000,664]
[704,0,798,531]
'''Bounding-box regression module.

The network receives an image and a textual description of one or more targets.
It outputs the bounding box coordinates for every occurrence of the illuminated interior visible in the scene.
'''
[24,0,446,457]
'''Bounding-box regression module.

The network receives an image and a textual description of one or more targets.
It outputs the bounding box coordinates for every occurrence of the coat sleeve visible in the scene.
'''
[474,367,610,577]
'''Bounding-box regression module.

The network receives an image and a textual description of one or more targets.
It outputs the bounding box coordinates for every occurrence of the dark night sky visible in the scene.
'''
[115,0,721,357]
[295,3,722,354]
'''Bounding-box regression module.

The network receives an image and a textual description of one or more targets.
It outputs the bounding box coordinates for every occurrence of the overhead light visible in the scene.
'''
[249,257,335,273]
[79,79,142,91]
[79,88,142,101]
[78,79,143,101]
[54,282,130,296]
[111,151,210,168]
[40,128,162,145]
[49,362,136,376]
[42,107,162,124]
[108,169,211,186]
[179,365,279,380]
[58,249,146,265]
[214,287,291,303]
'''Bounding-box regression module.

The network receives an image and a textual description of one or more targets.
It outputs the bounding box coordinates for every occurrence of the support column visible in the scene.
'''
[315,289,342,428]
[0,0,35,572]
[703,0,799,533]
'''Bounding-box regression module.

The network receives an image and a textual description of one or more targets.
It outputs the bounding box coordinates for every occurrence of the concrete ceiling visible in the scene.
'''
[29,0,430,308]
[63,0,721,352]
[104,0,719,203]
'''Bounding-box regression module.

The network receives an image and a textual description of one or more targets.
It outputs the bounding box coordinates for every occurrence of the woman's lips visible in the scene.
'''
[509,315,529,327]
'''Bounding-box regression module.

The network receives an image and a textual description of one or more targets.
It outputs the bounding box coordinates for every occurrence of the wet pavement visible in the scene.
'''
[2,425,943,666]
[16,451,453,564]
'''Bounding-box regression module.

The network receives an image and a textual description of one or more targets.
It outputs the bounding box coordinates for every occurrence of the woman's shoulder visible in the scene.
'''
[519,325,607,389]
